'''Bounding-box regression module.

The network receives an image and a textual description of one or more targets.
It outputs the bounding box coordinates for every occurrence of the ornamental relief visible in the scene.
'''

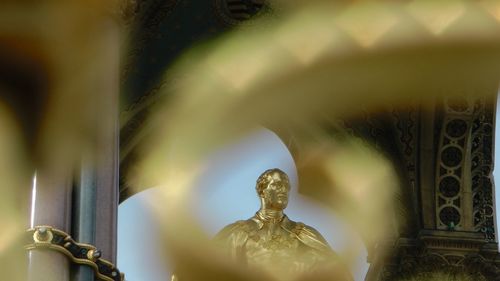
[435,96,496,239]
[470,99,496,241]
[383,251,499,281]
[435,97,475,231]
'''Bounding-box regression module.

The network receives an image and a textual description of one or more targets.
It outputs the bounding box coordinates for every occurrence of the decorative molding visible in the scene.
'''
[433,96,496,240]
[435,97,475,230]
[471,98,496,241]
[392,107,417,185]
[391,106,419,231]
[25,226,125,281]
[418,230,487,252]
[379,237,500,281]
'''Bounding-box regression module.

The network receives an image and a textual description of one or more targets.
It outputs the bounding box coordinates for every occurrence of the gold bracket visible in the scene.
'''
[25,226,124,281]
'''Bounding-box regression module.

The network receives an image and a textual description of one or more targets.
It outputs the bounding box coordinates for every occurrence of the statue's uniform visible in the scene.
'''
[215,213,353,280]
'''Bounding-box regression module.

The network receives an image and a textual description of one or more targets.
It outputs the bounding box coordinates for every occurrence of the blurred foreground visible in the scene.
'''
[2,1,500,281]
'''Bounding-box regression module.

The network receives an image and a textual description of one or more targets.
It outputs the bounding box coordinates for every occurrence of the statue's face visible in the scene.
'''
[261,172,290,210]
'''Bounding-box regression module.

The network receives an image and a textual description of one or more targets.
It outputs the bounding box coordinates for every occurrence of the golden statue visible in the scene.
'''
[214,168,353,281]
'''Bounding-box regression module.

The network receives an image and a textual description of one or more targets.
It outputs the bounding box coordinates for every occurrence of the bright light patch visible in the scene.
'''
[30,172,37,228]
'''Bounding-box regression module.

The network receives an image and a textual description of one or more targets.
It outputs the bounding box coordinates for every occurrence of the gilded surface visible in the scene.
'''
[214,169,352,280]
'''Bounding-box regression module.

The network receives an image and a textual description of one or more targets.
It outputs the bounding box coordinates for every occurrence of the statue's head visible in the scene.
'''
[256,168,290,210]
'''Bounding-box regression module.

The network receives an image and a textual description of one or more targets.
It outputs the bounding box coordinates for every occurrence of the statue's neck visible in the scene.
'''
[257,208,284,223]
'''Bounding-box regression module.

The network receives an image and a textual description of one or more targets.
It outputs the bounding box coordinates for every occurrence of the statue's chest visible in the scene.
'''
[245,225,301,262]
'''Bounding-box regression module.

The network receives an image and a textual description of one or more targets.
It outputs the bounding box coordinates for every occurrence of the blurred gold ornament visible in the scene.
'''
[407,0,465,35]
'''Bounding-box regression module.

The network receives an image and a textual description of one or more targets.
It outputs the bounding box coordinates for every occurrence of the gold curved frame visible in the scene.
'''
[25,226,124,281]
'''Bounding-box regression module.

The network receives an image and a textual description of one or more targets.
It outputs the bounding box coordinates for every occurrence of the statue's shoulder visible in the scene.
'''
[297,223,328,243]
[284,218,331,252]
[214,219,258,240]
